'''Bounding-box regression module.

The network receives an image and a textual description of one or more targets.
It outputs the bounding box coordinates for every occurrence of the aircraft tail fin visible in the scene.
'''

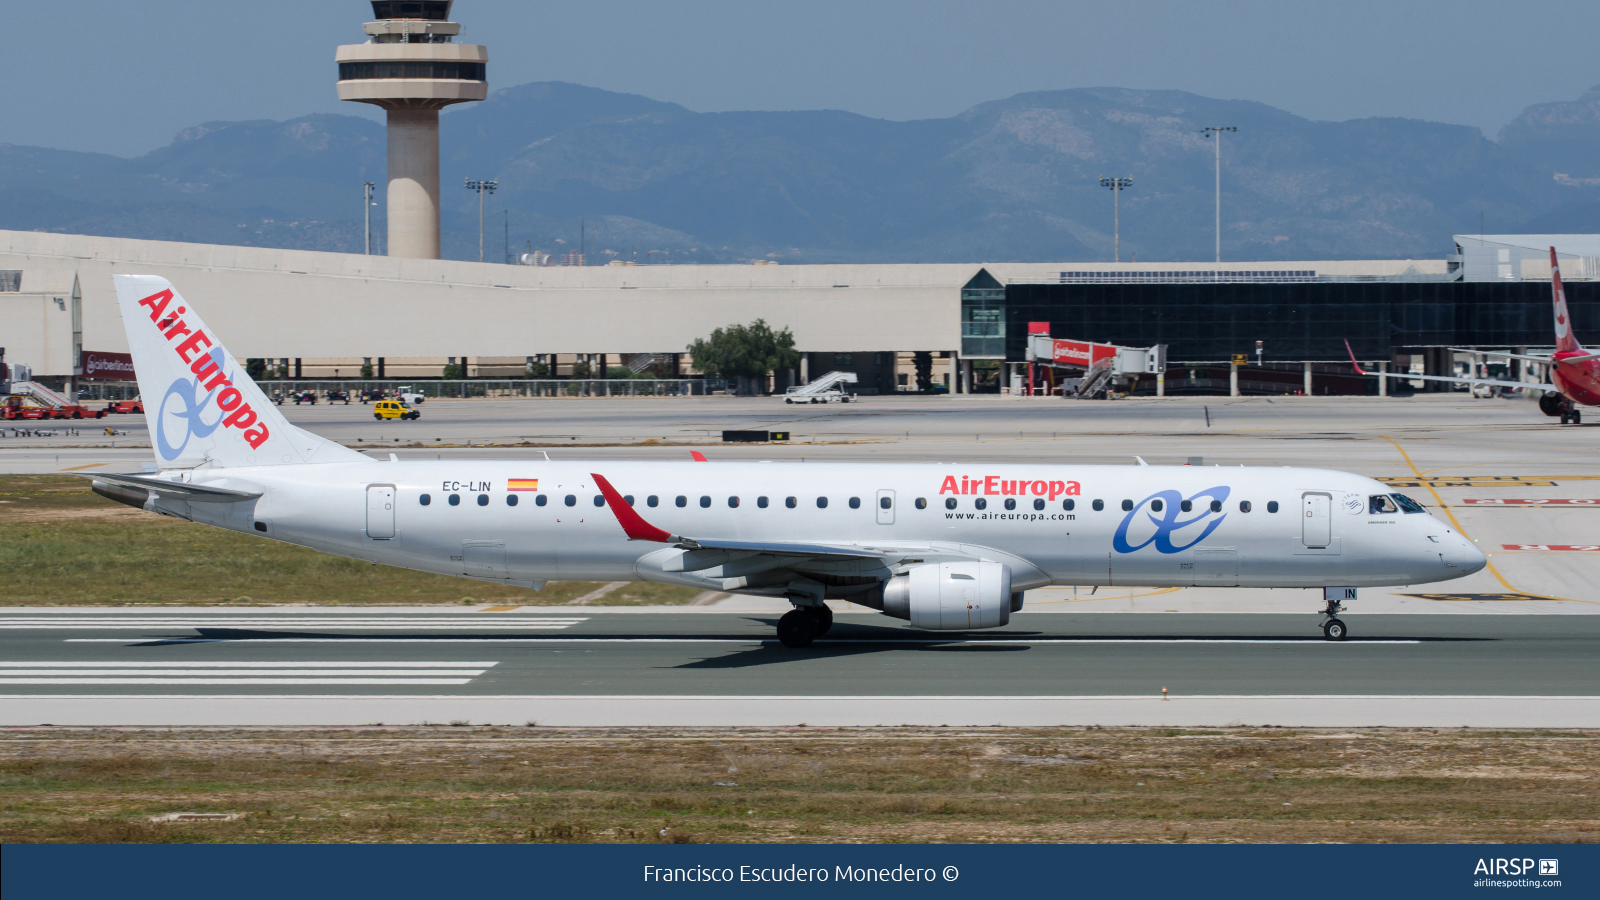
[1552,247,1582,353]
[111,275,365,469]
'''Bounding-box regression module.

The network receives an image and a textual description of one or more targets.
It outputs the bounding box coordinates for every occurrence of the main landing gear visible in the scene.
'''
[776,605,833,648]
[1320,594,1348,642]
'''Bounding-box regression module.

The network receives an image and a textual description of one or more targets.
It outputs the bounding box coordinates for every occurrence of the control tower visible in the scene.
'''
[337,1,487,259]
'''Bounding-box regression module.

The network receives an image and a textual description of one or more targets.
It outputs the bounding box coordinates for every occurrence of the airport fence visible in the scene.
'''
[254,378,731,399]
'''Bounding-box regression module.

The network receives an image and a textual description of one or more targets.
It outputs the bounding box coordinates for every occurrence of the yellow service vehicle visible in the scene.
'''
[373,400,420,421]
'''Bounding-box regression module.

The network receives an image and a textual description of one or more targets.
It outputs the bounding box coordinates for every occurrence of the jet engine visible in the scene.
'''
[1539,391,1569,417]
[870,561,1011,630]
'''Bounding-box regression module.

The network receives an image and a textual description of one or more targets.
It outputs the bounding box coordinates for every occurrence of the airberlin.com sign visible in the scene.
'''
[81,351,135,380]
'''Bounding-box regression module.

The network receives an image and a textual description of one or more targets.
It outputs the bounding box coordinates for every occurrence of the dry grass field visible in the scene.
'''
[1,727,1595,844]
[0,475,698,606]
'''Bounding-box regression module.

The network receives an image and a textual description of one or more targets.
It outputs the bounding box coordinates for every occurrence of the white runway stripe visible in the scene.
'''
[0,678,477,685]
[0,619,583,629]
[0,661,498,668]
[0,660,498,686]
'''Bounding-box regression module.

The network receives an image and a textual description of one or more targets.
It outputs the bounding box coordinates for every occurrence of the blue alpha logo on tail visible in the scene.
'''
[155,348,229,461]
[1113,486,1231,554]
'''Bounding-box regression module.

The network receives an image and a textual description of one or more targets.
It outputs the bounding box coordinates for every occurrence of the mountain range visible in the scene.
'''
[2,81,1596,264]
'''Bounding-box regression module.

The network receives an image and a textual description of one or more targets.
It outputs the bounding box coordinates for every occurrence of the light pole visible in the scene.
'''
[362,181,376,255]
[464,178,497,262]
[1098,176,1132,262]
[1201,126,1236,263]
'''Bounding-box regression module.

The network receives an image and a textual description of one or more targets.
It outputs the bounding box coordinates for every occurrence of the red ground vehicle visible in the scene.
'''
[3,396,104,419]
[104,399,144,414]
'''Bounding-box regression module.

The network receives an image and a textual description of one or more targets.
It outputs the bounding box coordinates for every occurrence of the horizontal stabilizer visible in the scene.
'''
[78,472,261,503]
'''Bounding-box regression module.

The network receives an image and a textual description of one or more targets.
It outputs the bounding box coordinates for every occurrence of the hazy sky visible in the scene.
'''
[6,0,1598,157]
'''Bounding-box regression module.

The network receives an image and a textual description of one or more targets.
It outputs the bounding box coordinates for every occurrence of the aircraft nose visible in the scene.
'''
[1443,533,1487,576]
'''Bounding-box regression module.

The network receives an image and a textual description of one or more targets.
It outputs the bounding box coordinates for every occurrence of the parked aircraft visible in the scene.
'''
[86,275,1486,647]
[1347,248,1599,423]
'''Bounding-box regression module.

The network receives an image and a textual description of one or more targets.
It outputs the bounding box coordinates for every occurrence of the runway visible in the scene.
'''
[3,609,1596,727]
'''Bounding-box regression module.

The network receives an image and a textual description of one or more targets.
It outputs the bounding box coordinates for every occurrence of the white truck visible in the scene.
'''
[784,370,858,404]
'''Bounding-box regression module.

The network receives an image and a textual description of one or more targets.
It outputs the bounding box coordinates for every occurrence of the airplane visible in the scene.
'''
[1345,247,1599,424]
[84,274,1487,648]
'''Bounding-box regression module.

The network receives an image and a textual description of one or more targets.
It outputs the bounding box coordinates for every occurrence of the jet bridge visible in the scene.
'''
[1023,323,1166,398]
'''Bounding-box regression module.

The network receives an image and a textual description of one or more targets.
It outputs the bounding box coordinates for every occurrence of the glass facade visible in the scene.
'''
[338,61,485,81]
[960,269,1007,358]
[999,280,1599,361]
[371,1,453,20]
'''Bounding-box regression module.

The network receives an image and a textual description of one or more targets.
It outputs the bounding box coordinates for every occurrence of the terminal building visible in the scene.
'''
[1,230,1594,398]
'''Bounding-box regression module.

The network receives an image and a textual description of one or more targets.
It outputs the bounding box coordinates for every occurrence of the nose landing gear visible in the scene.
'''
[1319,591,1350,641]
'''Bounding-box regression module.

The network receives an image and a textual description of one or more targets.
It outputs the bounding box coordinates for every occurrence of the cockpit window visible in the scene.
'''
[1369,494,1399,514]
[1390,493,1427,514]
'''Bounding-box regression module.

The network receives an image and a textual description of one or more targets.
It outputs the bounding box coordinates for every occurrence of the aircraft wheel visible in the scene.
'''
[1322,618,1348,642]
[807,604,833,636]
[776,609,818,648]
[1574,410,1583,425]
[1560,413,1570,424]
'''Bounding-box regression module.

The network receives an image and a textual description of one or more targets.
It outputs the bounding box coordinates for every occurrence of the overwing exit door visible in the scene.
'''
[1302,492,1331,548]
[366,484,395,539]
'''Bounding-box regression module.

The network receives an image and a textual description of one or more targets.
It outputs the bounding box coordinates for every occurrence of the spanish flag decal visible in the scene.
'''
[507,478,539,492]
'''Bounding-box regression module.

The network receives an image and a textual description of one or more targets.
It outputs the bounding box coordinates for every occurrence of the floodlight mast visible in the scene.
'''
[464,179,497,262]
[1201,126,1237,263]
[1098,176,1133,262]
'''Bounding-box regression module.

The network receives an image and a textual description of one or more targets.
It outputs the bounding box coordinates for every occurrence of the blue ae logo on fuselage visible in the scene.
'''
[1112,486,1231,554]
[155,348,228,461]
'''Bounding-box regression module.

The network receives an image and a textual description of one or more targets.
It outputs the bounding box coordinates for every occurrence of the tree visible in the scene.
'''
[687,319,801,395]
[246,358,268,381]
[360,361,374,379]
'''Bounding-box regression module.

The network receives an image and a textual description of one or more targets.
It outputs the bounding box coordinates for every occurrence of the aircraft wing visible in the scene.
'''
[77,472,262,503]
[1446,348,1553,364]
[591,472,888,562]
[1344,340,1557,391]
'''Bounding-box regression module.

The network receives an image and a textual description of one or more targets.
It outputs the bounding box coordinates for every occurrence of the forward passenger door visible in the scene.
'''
[366,484,395,540]
[1301,492,1331,548]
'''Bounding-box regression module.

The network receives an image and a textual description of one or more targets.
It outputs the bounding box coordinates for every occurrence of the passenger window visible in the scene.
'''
[699,495,711,508]
[1181,500,1192,512]
[1267,501,1279,513]
[1369,495,1398,514]
[945,498,957,510]
[915,498,927,509]
[1004,498,1016,510]
[420,494,431,506]
[564,495,576,507]
[1391,494,1426,514]
[477,494,488,506]
[623,495,634,506]
[676,496,687,508]
[1033,498,1044,511]
[1239,500,1251,512]
[728,496,739,508]
[975,498,987,510]
[1121,499,1133,511]
[758,496,769,508]
[506,495,518,507]
[1151,499,1164,512]
[880,497,892,509]
[1209,500,1223,513]
[1063,499,1075,511]
[1092,499,1104,511]
[593,495,605,507]
[849,497,861,509]
[786,496,797,508]
[448,494,460,506]
[817,497,829,509]
[536,494,548,507]
[647,495,659,507]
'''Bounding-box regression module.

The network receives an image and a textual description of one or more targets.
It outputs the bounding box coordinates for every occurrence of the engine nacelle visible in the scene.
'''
[1539,392,1569,417]
[879,561,1011,630]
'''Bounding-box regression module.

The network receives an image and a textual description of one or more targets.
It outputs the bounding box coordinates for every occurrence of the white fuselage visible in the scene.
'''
[156,460,1486,596]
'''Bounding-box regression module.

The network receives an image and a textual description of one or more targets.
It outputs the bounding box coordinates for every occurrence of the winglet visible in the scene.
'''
[591,472,676,543]
[690,451,708,462]
[1343,339,1371,375]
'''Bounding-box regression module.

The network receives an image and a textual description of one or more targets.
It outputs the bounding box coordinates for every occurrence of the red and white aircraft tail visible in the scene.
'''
[1552,246,1583,355]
